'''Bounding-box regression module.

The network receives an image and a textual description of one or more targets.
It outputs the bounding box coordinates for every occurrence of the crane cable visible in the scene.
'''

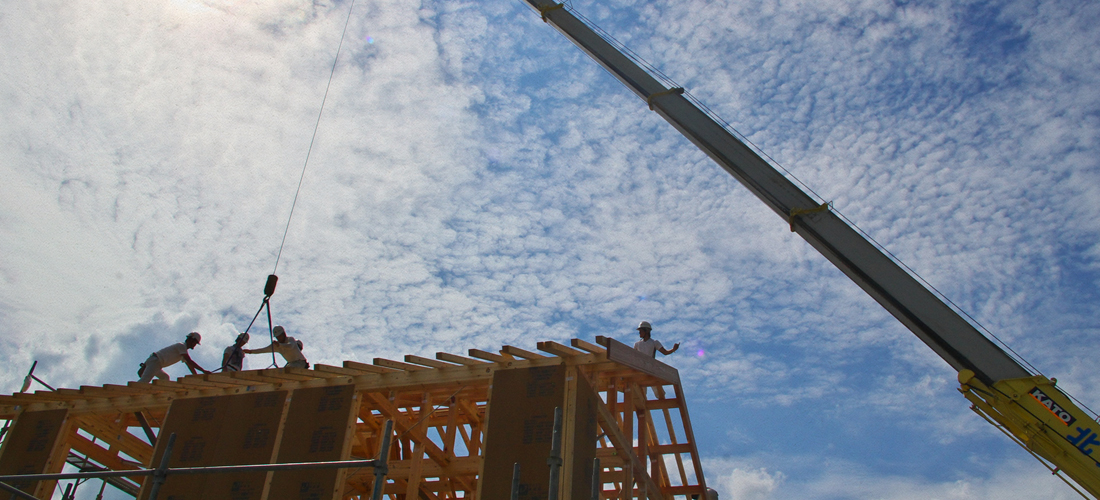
[242,0,359,368]
[272,0,359,277]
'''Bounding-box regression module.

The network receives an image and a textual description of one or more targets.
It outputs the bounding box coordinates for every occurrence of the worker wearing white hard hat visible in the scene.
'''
[633,321,679,358]
[221,332,250,372]
[136,332,211,383]
[245,325,309,369]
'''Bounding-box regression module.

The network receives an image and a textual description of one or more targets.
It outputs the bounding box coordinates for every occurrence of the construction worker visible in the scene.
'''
[221,332,250,372]
[137,332,211,383]
[633,321,679,358]
[244,325,309,369]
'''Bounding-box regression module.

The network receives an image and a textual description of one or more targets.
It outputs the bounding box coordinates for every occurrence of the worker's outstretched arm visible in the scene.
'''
[659,343,680,355]
[243,343,276,355]
[183,352,210,374]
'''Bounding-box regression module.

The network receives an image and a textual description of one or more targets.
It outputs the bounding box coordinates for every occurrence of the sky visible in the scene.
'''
[2,0,1100,498]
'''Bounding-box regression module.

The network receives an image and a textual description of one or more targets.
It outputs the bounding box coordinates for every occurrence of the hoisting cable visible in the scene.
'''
[272,0,359,277]
[242,0,360,369]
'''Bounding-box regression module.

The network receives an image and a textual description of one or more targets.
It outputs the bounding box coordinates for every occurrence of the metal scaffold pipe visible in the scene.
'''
[370,420,395,500]
[0,456,389,483]
[591,458,601,500]
[511,462,521,500]
[547,406,563,500]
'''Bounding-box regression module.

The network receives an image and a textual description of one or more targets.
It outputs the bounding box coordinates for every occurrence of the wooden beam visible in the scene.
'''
[74,415,154,465]
[365,392,477,494]
[202,373,251,385]
[374,358,429,371]
[67,431,143,476]
[622,383,634,500]
[364,394,453,471]
[223,371,294,385]
[537,341,585,357]
[644,398,681,410]
[443,397,458,457]
[653,386,689,488]
[500,345,546,360]
[646,443,693,455]
[571,338,607,355]
[405,393,429,499]
[674,382,708,492]
[314,364,370,376]
[21,391,88,400]
[78,385,149,397]
[148,379,202,390]
[154,375,234,388]
[467,349,509,363]
[345,456,480,482]
[661,485,709,497]
[456,399,483,427]
[344,360,401,374]
[435,352,489,366]
[405,355,459,369]
[593,396,664,500]
[254,368,319,381]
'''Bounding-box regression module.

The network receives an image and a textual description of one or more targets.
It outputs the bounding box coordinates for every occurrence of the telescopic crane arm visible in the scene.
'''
[523,1,1100,496]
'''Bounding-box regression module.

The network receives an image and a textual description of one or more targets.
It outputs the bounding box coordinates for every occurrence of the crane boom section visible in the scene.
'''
[524,2,1100,496]
[524,1,1026,385]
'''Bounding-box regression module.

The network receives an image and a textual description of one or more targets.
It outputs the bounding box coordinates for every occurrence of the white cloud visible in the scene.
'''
[718,465,783,500]
[706,455,1087,500]
[4,0,1100,499]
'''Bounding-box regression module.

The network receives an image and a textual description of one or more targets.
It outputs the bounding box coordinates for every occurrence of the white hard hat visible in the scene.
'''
[706,487,718,500]
[637,321,652,330]
[186,332,202,344]
[236,332,250,343]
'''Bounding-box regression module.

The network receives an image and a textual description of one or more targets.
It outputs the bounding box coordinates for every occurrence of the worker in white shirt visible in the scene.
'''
[633,321,679,358]
[137,332,211,383]
[244,325,309,369]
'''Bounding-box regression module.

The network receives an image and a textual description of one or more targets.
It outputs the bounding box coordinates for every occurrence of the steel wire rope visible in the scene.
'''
[271,0,358,277]
[557,4,1100,418]
[243,0,358,370]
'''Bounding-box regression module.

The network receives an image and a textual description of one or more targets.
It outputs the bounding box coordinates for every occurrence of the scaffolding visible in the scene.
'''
[0,337,708,499]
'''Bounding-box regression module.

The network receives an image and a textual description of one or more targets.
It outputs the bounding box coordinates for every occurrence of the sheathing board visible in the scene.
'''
[0,409,70,497]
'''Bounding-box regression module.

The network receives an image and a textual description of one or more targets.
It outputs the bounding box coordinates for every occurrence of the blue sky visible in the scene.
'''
[2,0,1100,498]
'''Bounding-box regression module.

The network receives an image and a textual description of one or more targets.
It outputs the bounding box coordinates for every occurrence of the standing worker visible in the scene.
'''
[244,325,309,369]
[633,321,679,358]
[221,332,250,372]
[137,332,211,383]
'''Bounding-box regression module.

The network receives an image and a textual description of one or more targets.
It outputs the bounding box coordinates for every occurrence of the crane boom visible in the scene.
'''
[524,1,1100,496]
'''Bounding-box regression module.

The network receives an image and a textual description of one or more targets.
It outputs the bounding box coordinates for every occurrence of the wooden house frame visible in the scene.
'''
[0,337,708,499]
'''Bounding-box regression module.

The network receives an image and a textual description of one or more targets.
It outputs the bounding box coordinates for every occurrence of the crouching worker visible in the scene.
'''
[221,332,249,372]
[137,332,211,383]
[244,325,309,369]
